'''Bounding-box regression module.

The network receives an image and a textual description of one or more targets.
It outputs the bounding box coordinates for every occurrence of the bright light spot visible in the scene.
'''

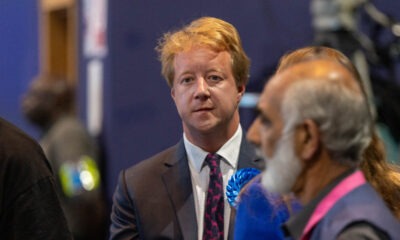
[392,24,400,37]
[80,171,95,191]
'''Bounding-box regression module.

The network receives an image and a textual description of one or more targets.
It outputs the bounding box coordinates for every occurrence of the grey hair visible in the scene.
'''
[281,78,372,166]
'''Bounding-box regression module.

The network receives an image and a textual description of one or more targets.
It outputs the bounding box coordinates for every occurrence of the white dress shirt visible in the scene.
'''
[184,125,242,240]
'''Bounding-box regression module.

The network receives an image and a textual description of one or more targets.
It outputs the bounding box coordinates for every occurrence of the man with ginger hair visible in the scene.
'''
[109,17,263,239]
[250,59,399,239]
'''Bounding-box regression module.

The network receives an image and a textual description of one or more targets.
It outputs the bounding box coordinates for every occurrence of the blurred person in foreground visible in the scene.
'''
[274,46,400,219]
[234,46,400,239]
[109,16,264,240]
[0,117,72,239]
[21,75,108,240]
[250,58,399,239]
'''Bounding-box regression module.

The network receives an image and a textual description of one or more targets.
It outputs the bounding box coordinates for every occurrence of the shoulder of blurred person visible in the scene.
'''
[0,117,72,239]
[234,175,301,240]
[21,76,108,240]
[311,182,399,240]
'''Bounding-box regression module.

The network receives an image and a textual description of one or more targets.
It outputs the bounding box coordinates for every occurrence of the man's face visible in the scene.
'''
[171,46,244,137]
[249,81,303,194]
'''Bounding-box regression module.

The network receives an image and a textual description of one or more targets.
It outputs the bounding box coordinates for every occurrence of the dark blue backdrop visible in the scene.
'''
[0,1,39,137]
[2,0,400,203]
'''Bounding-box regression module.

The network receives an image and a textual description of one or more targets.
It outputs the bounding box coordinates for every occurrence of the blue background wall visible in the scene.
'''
[0,1,39,137]
[2,0,400,203]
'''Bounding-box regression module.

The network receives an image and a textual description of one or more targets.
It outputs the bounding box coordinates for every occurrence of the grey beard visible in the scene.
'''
[261,132,303,194]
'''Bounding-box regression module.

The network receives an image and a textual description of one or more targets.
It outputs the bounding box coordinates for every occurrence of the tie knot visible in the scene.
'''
[205,153,221,169]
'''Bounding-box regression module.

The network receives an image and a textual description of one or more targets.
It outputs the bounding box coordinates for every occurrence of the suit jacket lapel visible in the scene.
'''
[161,136,264,240]
[237,133,265,170]
[228,134,264,239]
[162,141,197,239]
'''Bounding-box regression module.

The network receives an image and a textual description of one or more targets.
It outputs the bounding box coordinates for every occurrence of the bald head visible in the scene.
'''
[262,59,372,165]
[267,59,362,101]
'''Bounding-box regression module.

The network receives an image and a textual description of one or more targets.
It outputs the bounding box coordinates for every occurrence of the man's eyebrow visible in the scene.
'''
[253,107,261,116]
[254,107,272,125]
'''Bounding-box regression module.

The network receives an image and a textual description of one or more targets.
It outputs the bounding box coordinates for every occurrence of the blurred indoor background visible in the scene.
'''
[1,0,400,225]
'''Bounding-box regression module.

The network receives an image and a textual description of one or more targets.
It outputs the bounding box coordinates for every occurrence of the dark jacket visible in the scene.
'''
[109,136,264,240]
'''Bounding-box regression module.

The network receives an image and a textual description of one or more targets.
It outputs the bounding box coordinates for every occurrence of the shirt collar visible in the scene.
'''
[183,125,243,173]
[282,168,356,239]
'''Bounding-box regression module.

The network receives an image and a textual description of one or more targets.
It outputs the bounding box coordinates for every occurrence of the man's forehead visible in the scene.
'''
[269,59,360,94]
[258,80,283,116]
[258,59,354,111]
[276,59,353,82]
[261,74,287,104]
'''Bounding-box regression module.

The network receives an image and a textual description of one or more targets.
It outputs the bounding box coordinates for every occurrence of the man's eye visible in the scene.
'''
[260,116,271,127]
[181,77,193,84]
[208,75,223,82]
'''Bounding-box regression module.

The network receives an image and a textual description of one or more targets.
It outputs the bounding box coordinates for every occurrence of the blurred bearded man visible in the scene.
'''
[250,59,400,239]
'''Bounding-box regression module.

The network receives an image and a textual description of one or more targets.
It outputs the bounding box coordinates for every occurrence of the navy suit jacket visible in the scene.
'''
[109,136,264,240]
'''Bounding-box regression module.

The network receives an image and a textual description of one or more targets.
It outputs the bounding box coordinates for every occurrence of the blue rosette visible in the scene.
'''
[226,168,261,208]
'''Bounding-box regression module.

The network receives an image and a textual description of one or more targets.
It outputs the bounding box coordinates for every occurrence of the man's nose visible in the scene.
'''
[194,78,210,99]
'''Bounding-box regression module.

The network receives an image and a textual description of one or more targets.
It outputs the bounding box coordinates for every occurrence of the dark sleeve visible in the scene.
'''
[2,177,72,240]
[337,222,390,240]
[109,171,140,240]
[0,119,72,239]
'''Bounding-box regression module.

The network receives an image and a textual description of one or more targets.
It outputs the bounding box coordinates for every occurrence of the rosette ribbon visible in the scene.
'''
[226,168,261,208]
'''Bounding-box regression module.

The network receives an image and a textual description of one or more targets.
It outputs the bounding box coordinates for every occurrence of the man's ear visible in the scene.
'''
[297,119,320,161]
[171,87,175,99]
[237,85,245,101]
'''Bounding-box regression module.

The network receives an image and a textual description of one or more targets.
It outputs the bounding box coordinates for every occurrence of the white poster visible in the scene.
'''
[87,59,103,136]
[83,0,108,58]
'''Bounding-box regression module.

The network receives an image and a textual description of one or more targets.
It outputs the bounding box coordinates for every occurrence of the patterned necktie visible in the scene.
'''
[203,153,224,240]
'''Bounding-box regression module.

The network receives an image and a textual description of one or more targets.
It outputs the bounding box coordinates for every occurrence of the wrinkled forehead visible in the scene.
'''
[258,76,285,118]
[260,72,289,106]
[258,59,363,116]
[273,59,362,93]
